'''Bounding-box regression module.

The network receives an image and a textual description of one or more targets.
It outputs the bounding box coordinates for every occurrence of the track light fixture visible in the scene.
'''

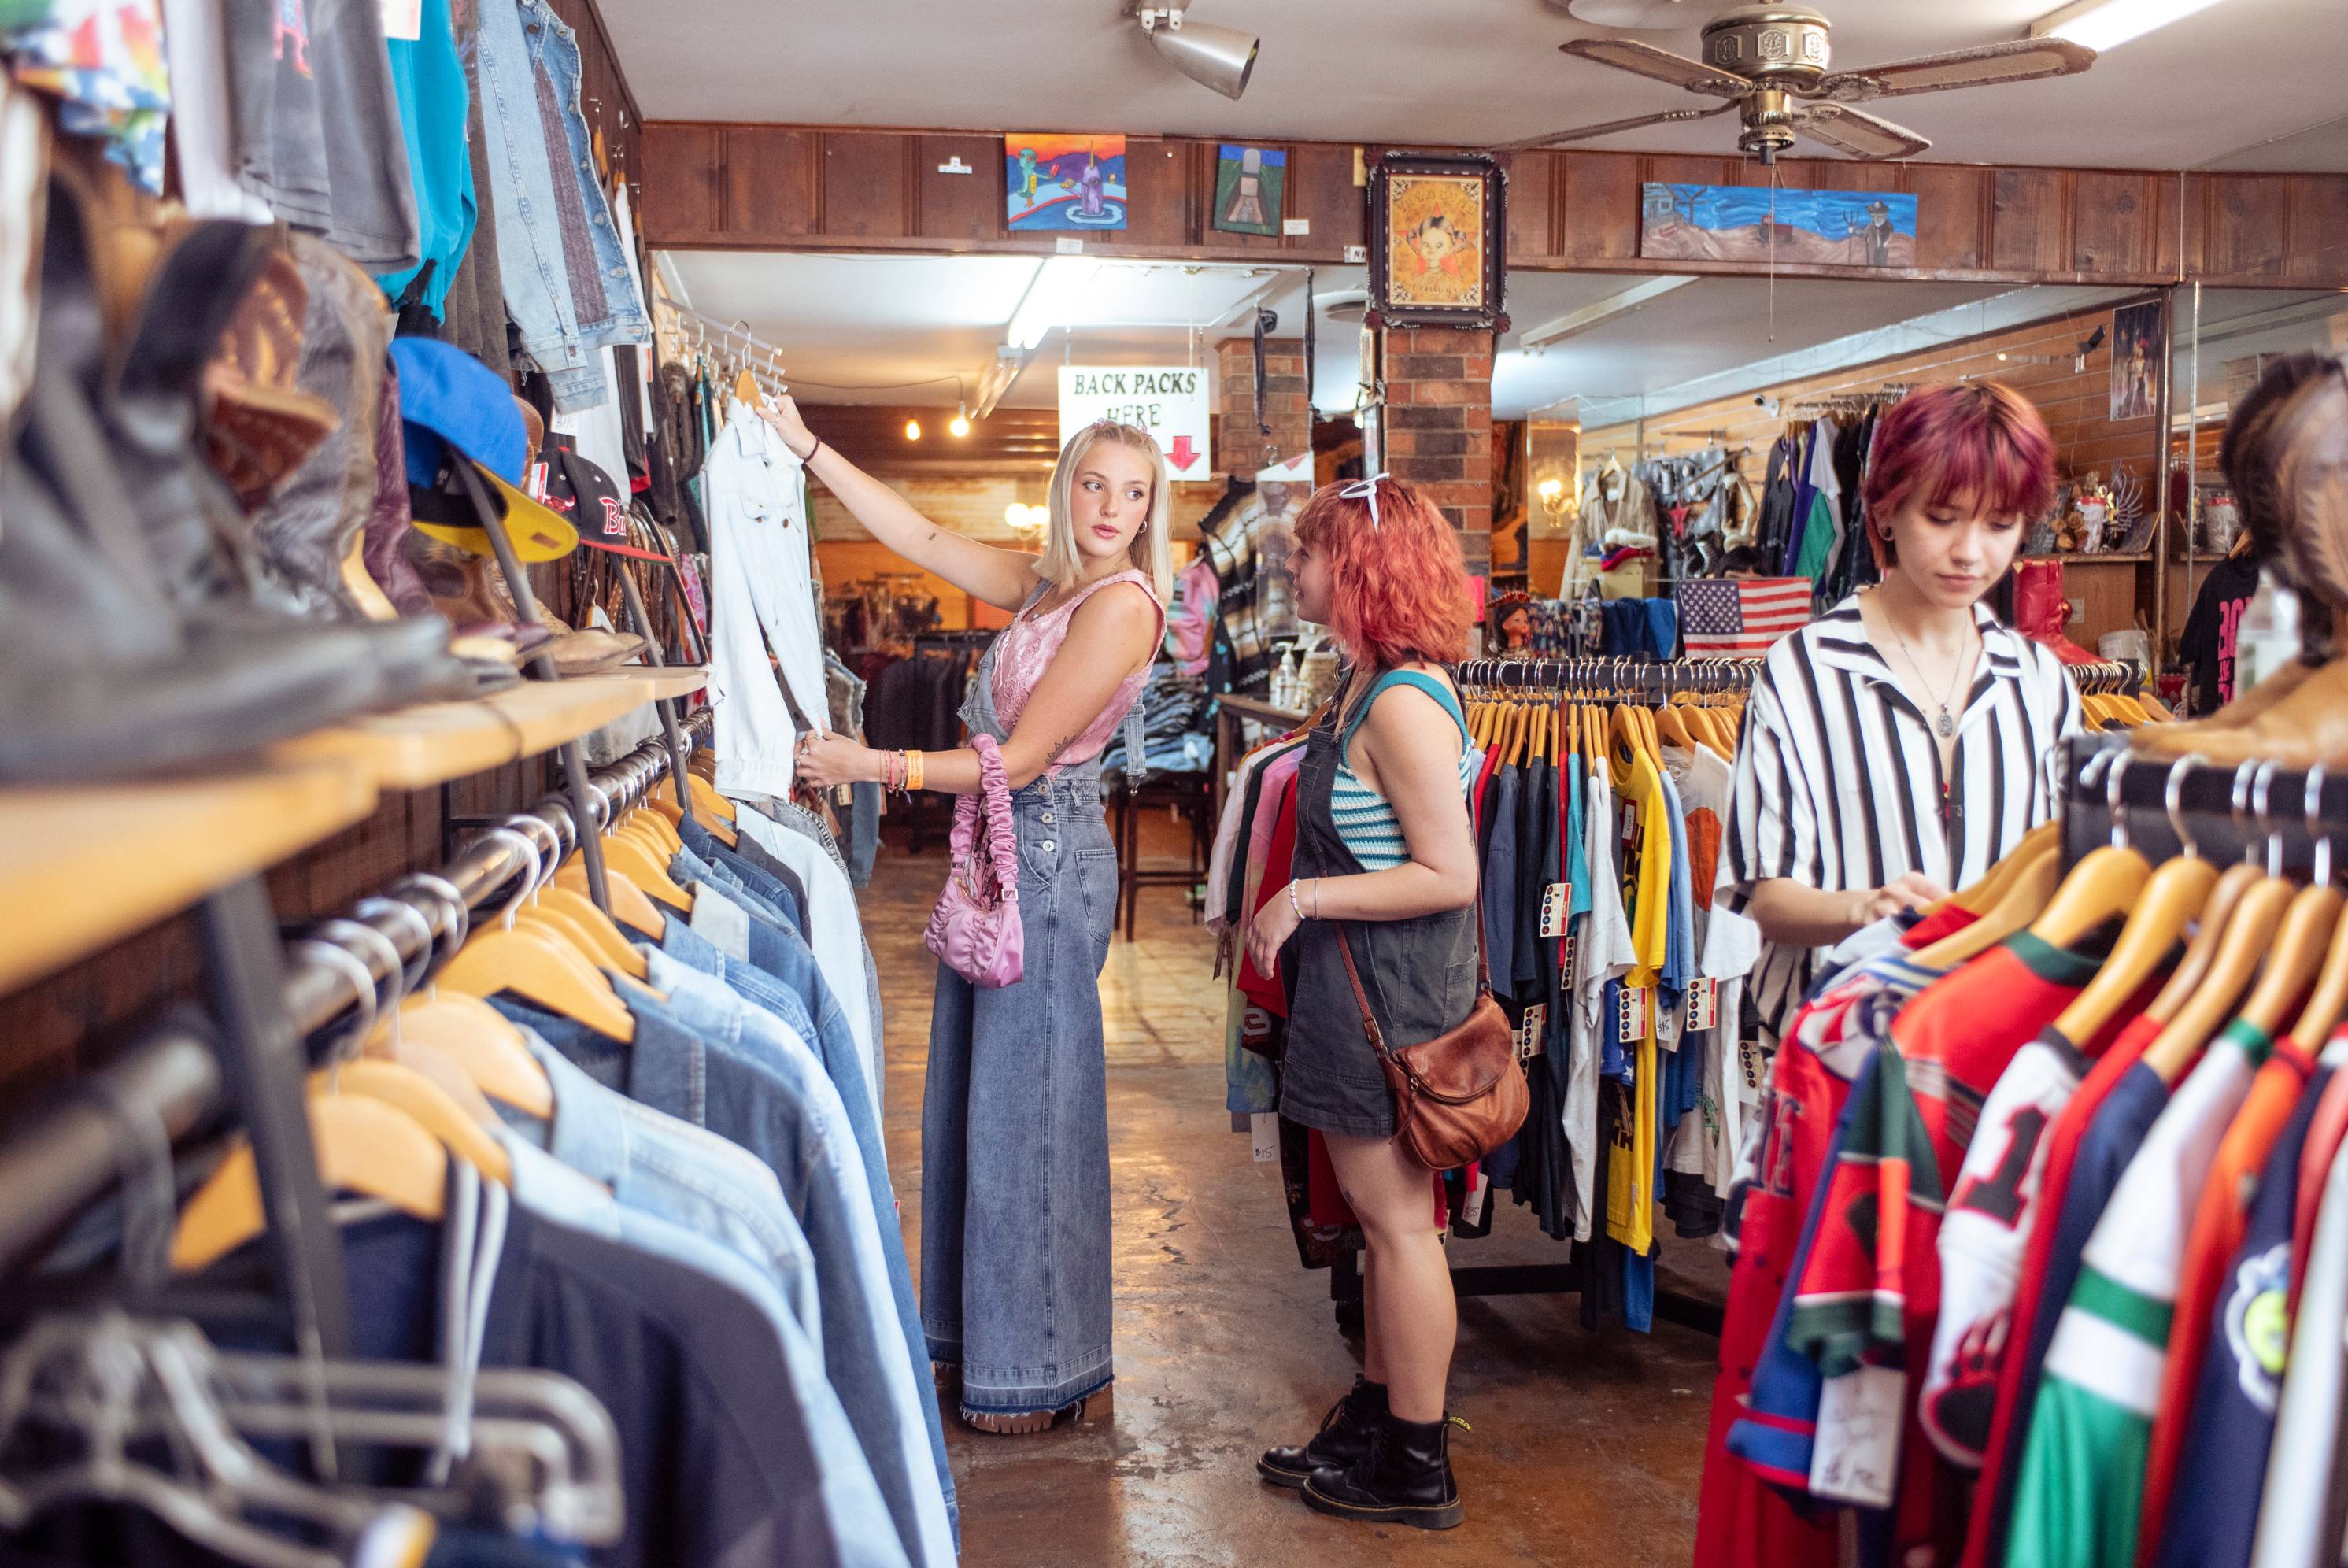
[1127,0,1259,100]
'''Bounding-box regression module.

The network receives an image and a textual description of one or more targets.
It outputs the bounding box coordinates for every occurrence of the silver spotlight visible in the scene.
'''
[1129,0,1259,100]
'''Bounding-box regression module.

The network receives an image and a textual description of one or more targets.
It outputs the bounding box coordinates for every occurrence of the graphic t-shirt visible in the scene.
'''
[1922,1025,2090,1467]
[2006,1019,2270,1568]
[2177,553,2265,716]
[2152,1045,2342,1568]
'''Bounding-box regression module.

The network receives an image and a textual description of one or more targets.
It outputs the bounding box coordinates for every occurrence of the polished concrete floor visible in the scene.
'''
[867,816,1718,1567]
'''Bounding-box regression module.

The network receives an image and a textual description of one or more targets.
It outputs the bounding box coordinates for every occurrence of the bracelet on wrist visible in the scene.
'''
[907,749,925,793]
[1288,882,1303,922]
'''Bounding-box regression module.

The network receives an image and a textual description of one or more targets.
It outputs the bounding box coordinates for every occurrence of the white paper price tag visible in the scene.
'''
[381,0,422,39]
[1809,1366,1903,1508]
[1685,977,1719,1033]
[1518,1003,1547,1060]
[1737,1038,1769,1103]
[1618,986,1651,1045]
[1540,882,1572,939]
[1461,1168,1490,1227]
[1250,1112,1278,1163]
[1562,931,1577,991]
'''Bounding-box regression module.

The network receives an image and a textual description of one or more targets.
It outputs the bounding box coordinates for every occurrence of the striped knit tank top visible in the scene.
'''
[1329,670,1477,871]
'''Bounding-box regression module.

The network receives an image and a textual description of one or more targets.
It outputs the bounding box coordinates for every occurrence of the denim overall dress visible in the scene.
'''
[920,614,1122,1416]
[1279,675,1480,1139]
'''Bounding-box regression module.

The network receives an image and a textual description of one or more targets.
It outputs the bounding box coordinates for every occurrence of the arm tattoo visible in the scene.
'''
[1047,734,1074,764]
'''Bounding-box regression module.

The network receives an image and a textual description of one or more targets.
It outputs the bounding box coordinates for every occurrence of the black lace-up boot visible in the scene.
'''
[1301,1410,1465,1530]
[1256,1377,1388,1488]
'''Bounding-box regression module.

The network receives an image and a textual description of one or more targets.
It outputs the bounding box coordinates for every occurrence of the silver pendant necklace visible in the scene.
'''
[1885,616,1971,739]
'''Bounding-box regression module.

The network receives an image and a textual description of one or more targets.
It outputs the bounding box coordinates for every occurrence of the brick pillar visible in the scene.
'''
[1214,336,1310,479]
[1379,326,1494,579]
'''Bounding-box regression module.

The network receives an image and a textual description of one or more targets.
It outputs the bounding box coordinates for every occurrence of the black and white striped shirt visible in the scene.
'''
[1718,594,2084,1043]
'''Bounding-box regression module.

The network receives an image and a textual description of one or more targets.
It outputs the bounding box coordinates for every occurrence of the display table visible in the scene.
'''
[0,764,379,996]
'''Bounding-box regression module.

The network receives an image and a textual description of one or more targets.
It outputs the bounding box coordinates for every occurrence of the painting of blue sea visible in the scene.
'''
[1640,182,1920,268]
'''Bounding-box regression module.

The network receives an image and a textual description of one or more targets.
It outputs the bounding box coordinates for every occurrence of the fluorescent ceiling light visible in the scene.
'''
[1005,257,1103,351]
[1517,276,1699,353]
[2030,0,2228,52]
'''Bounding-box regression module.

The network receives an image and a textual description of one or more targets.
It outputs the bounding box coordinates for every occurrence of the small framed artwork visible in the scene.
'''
[1212,144,1285,237]
[2110,300,2162,421]
[1367,151,1507,330]
[1005,134,1127,232]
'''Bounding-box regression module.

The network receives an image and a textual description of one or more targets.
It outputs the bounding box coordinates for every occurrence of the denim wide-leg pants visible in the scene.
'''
[921,766,1119,1415]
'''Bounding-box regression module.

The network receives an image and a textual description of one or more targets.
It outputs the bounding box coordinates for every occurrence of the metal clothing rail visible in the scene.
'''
[1455,654,1764,697]
[2057,734,2348,874]
[0,710,715,1326]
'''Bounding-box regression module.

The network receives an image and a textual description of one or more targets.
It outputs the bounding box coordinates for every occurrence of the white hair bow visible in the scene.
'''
[1340,472,1393,529]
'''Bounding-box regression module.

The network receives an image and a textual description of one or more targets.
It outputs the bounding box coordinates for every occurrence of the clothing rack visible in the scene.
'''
[2055,734,2348,875]
[0,710,715,1336]
[1455,655,1764,697]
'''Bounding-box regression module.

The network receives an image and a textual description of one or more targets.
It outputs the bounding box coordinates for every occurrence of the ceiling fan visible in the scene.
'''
[1501,6,2097,165]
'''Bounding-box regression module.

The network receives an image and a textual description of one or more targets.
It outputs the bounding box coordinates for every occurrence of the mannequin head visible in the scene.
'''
[1039,420,1173,602]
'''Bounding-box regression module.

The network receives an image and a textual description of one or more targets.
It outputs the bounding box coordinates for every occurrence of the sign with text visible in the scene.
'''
[1058,366,1212,478]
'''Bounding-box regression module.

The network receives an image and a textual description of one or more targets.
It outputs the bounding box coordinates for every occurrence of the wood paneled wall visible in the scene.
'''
[639,123,2348,289]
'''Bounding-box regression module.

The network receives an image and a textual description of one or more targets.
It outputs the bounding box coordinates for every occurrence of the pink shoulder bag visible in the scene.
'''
[923,734,1026,987]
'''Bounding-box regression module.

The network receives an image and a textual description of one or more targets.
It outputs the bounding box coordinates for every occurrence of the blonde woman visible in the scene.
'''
[771,399,1168,1434]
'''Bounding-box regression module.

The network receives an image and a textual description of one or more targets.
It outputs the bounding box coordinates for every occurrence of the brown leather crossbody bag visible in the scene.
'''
[1332,903,1530,1171]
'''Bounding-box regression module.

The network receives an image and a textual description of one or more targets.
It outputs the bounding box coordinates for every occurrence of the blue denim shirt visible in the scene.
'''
[496,1027,822,1352]
[672,842,799,936]
[642,939,951,1530]
[679,811,808,930]
[516,0,646,355]
[493,1132,908,1568]
[491,990,956,1568]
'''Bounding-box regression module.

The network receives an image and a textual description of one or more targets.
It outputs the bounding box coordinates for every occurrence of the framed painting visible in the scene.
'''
[1640,182,1919,268]
[1212,144,1285,237]
[1005,134,1127,232]
[1367,151,1507,331]
[2110,300,2162,421]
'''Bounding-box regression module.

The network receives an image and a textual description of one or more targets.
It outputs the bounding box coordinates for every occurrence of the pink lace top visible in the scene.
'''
[989,569,1165,774]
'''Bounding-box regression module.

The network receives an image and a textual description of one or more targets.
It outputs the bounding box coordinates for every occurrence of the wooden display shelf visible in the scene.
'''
[266,675,675,790]
[0,763,379,997]
[616,665,707,701]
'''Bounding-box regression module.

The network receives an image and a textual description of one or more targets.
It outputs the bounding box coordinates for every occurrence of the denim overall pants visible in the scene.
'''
[921,638,1119,1415]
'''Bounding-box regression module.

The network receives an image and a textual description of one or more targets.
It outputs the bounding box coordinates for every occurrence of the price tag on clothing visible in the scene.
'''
[1737,1038,1768,1098]
[1618,986,1652,1045]
[1561,930,1577,991]
[380,0,423,39]
[1460,1167,1491,1228]
[1250,1112,1278,1163]
[1540,882,1572,939]
[1810,1366,1903,1508]
[1518,1003,1547,1061]
[1684,978,1719,1033]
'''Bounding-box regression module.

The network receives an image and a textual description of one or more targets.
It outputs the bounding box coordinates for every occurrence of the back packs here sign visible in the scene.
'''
[1058,366,1212,478]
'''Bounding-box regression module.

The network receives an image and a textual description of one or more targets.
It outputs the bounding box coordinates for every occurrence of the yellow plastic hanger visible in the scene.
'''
[1656,704,1694,753]
[172,1094,447,1272]
[2235,884,2343,1041]
[311,1060,512,1187]
[623,807,682,858]
[533,885,649,980]
[2143,875,2296,1083]
[1910,845,2065,969]
[438,922,638,1041]
[556,861,667,937]
[379,994,553,1119]
[594,837,693,912]
[1936,821,2062,918]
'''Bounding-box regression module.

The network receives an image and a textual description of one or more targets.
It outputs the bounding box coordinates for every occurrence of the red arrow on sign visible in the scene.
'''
[1167,435,1200,472]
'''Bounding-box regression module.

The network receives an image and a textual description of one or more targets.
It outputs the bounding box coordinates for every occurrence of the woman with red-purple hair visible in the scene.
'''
[1244,474,1481,1531]
[1718,381,2084,1049]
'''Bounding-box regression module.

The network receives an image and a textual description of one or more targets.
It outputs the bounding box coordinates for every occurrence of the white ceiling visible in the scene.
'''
[608,0,2348,172]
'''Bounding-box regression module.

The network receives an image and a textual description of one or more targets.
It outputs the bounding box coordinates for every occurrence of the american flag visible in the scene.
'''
[1676,578,1813,657]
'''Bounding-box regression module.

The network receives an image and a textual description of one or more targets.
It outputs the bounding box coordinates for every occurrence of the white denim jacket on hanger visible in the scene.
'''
[703,398,832,801]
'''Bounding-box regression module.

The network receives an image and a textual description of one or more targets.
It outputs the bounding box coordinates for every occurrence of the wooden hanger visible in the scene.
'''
[438,923,637,1041]
[311,1060,512,1187]
[1655,704,1695,752]
[556,860,665,937]
[2024,841,2150,953]
[623,807,682,857]
[676,774,738,823]
[595,836,693,911]
[172,1095,447,1272]
[2145,861,2265,1024]
[2143,875,2297,1082]
[2051,854,2216,1048]
[2291,896,2348,1045]
[533,886,649,980]
[364,1024,499,1129]
[1910,845,2064,969]
[2237,884,2343,1041]
[380,994,553,1119]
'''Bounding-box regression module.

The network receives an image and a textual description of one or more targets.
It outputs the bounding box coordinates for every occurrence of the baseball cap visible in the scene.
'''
[537,433,634,552]
[391,339,578,564]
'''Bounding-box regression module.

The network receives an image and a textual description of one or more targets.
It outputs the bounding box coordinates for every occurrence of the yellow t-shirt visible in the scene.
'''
[1603,746,1671,1253]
